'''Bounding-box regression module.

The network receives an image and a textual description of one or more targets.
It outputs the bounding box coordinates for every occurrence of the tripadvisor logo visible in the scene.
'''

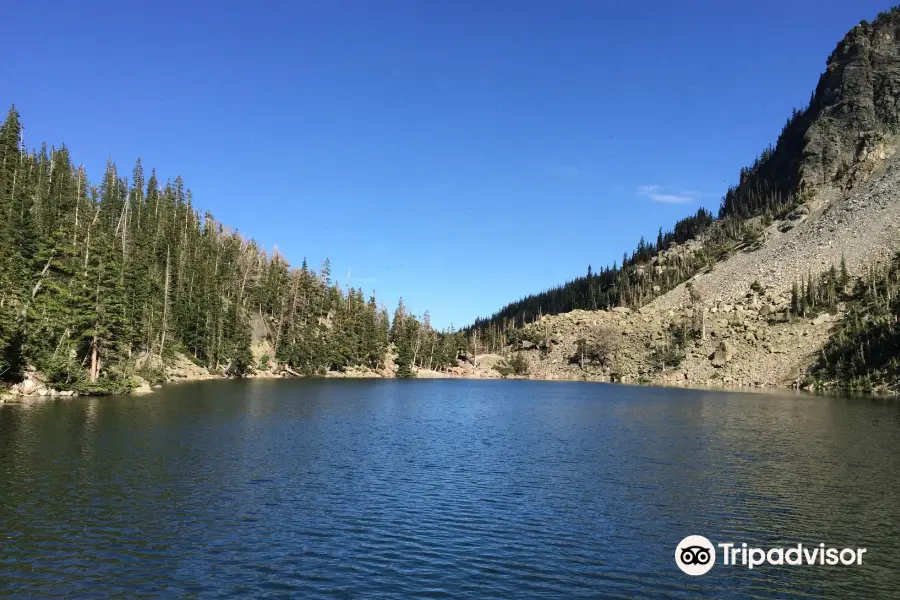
[675,535,716,576]
[675,536,867,576]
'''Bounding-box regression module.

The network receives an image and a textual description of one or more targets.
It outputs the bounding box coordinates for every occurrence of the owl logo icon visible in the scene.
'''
[675,535,715,576]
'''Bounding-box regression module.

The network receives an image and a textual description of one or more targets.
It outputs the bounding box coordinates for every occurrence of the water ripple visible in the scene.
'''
[1,379,899,598]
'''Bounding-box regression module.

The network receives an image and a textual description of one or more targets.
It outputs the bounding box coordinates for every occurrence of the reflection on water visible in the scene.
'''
[1,380,899,598]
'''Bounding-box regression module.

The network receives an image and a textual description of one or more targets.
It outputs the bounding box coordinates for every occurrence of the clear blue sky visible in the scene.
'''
[2,0,891,329]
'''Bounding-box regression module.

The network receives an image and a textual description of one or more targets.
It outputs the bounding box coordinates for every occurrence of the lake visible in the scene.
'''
[1,379,899,598]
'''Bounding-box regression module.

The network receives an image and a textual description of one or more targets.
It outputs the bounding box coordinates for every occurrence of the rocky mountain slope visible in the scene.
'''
[474,8,900,391]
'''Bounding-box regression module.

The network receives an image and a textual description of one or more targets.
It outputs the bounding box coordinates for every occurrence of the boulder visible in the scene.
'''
[59,390,74,397]
[20,379,37,396]
[36,387,49,397]
[710,341,734,367]
[611,307,631,314]
[759,304,773,317]
[130,376,154,396]
[812,313,834,326]
[788,205,810,220]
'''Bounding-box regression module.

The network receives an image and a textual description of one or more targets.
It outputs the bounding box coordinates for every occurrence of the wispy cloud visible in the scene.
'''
[636,184,698,204]
[650,193,694,204]
[551,165,580,178]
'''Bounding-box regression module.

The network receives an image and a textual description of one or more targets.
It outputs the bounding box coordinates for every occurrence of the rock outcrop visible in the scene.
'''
[469,9,900,392]
[802,13,900,187]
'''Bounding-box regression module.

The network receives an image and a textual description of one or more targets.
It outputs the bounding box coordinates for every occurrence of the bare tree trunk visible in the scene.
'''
[237,245,254,305]
[121,192,129,260]
[176,206,189,302]
[90,258,102,382]
[216,302,224,370]
[84,207,101,270]
[51,328,71,360]
[73,169,81,247]
[274,294,287,356]
[31,254,55,299]
[288,274,301,326]
[159,246,171,361]
[10,169,16,215]
[213,238,221,277]
[90,337,100,381]
[302,291,309,327]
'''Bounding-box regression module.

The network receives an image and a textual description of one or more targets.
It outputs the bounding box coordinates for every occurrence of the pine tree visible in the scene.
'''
[0,107,24,377]
[0,109,451,391]
[395,314,419,378]
[391,298,406,342]
[840,254,850,289]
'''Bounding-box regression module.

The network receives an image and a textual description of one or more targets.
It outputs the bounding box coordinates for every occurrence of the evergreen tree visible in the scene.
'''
[0,108,450,392]
[390,298,406,342]
[395,314,419,378]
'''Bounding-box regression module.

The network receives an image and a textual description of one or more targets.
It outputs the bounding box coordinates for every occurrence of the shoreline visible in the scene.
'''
[4,362,888,403]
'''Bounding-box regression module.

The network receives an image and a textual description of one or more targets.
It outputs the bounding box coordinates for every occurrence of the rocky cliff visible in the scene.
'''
[478,8,900,392]
[802,10,900,186]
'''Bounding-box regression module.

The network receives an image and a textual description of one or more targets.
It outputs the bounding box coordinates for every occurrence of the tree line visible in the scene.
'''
[468,207,726,351]
[0,107,463,393]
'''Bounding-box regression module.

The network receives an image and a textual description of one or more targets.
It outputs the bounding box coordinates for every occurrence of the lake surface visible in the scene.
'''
[1,380,899,598]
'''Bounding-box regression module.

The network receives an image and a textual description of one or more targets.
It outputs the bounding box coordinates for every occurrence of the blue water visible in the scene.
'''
[1,379,898,598]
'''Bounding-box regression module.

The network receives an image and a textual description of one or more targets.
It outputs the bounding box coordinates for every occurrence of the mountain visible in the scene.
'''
[468,6,900,392]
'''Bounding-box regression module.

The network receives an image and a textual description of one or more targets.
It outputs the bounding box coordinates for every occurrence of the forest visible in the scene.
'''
[0,107,466,393]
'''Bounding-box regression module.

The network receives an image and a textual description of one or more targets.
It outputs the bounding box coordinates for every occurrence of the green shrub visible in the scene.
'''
[493,352,529,377]
[569,328,619,368]
[493,362,514,377]
[649,322,688,371]
[649,345,685,370]
[508,352,529,375]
